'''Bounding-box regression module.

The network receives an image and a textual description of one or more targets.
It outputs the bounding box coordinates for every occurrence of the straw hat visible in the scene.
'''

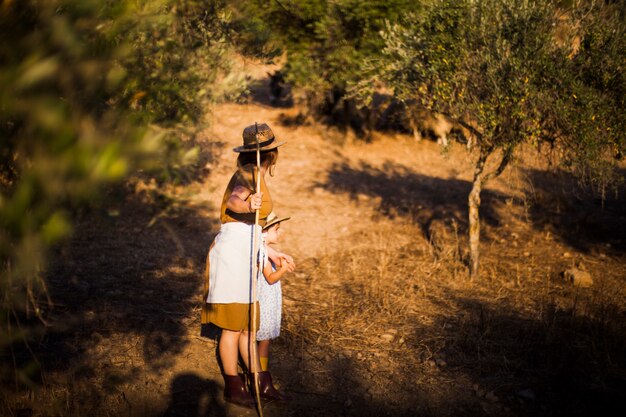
[233,123,285,153]
[263,211,290,231]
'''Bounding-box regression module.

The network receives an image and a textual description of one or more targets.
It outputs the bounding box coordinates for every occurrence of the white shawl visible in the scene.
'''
[207,222,263,304]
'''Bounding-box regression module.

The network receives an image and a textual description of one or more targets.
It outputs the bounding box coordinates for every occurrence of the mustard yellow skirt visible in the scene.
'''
[205,302,260,332]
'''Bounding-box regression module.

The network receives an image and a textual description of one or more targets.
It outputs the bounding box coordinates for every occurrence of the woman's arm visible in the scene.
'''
[266,245,295,268]
[226,185,262,213]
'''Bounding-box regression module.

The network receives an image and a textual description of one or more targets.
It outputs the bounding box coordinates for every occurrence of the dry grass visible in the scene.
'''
[276,214,626,416]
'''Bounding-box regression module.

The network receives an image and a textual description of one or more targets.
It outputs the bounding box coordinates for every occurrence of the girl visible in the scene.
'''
[257,212,294,401]
[204,123,293,408]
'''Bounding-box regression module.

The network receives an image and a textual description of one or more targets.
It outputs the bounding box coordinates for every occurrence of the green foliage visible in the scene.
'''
[379,0,555,152]
[376,0,624,186]
[119,0,239,123]
[232,0,415,105]
[0,0,240,383]
[557,2,626,191]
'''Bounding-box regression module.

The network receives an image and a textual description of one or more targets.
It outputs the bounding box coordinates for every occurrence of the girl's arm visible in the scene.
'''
[227,185,262,213]
[263,257,295,285]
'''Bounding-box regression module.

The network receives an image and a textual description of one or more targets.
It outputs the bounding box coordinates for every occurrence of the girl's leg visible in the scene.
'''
[238,330,260,372]
[219,329,241,376]
[258,340,270,371]
[255,339,289,401]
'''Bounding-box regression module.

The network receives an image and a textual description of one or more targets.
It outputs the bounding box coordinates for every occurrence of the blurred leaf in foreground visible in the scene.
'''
[0,0,239,384]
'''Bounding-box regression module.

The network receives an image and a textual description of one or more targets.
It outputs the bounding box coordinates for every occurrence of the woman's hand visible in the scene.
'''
[267,247,295,269]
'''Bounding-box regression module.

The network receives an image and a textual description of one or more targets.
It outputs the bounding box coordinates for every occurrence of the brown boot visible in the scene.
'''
[223,374,256,408]
[254,371,290,402]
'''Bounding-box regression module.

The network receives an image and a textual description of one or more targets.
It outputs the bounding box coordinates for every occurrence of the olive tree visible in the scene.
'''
[375,0,625,277]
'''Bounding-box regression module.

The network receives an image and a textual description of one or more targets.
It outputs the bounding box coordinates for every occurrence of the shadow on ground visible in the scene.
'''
[3,149,222,414]
[318,160,506,242]
[523,168,626,254]
[30,185,219,393]
[418,293,626,417]
[162,372,227,417]
[267,273,626,417]
[245,76,294,109]
[319,161,626,258]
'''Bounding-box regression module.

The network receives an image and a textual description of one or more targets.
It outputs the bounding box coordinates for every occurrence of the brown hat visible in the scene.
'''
[233,123,285,153]
[263,211,290,231]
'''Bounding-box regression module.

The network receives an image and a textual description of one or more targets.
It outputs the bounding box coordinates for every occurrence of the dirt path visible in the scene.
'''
[190,101,408,416]
[201,101,482,260]
[175,99,491,417]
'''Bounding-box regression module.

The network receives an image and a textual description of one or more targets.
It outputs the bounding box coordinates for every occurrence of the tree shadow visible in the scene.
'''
[236,220,626,417]
[412,293,626,417]
[270,299,500,416]
[162,372,226,417]
[20,184,220,409]
[523,167,626,254]
[318,160,506,242]
[270,262,626,416]
[277,111,311,127]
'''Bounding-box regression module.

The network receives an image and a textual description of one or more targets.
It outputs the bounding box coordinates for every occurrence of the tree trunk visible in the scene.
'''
[468,149,489,279]
[468,173,483,278]
[467,145,511,279]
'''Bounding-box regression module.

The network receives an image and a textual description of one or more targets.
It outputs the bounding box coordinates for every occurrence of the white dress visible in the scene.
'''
[257,243,282,341]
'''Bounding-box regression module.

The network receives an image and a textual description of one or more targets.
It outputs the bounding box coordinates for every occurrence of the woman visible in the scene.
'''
[205,123,294,408]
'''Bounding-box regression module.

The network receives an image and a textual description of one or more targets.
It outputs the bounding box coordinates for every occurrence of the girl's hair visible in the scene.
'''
[237,149,279,176]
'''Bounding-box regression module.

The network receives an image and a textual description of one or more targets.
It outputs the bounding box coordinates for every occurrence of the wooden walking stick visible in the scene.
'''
[250,122,264,415]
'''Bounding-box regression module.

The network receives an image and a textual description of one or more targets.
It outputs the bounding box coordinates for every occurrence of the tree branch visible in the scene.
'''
[274,0,304,22]
[483,145,513,184]
[474,145,493,182]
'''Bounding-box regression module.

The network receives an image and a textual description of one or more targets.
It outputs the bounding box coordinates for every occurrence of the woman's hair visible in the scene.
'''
[237,149,279,176]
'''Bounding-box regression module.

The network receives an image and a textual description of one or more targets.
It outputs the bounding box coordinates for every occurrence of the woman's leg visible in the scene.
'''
[219,329,241,376]
[258,340,270,371]
[220,329,255,408]
[238,330,260,372]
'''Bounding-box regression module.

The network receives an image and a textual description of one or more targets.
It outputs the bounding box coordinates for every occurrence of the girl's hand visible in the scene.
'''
[278,252,294,267]
[248,192,263,212]
[280,259,296,273]
[228,186,260,214]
